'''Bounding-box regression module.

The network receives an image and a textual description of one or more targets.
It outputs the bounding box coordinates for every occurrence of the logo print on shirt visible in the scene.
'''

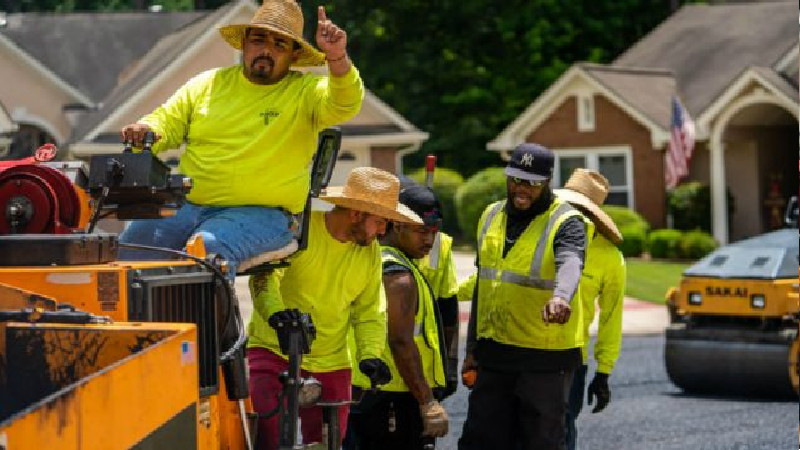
[260,110,280,125]
[520,153,534,167]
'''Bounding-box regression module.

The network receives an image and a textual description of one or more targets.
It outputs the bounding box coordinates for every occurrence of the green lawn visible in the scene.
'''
[625,259,690,304]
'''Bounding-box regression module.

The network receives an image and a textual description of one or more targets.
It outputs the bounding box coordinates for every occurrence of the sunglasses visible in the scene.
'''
[510,177,545,187]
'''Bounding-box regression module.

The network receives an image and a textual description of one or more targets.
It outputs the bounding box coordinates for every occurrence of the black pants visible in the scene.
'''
[345,390,435,450]
[458,367,574,450]
[565,364,588,450]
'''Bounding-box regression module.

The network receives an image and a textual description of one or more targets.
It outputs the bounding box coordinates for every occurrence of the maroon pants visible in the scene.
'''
[247,347,352,450]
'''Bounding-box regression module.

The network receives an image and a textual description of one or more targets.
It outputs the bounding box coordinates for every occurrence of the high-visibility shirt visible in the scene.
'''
[353,245,446,391]
[475,199,586,350]
[457,273,477,303]
[579,234,625,374]
[139,65,364,213]
[416,232,458,299]
[247,211,385,372]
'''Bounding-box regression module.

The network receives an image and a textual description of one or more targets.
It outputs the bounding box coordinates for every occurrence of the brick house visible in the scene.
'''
[488,1,798,243]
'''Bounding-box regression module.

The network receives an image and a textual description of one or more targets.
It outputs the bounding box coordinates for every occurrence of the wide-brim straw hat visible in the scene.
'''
[320,167,423,224]
[554,168,623,245]
[218,0,326,67]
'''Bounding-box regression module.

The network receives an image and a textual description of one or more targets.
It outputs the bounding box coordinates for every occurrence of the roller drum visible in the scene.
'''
[665,326,798,398]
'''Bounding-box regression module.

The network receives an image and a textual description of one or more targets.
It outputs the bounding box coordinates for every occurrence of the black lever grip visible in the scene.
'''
[142,131,155,153]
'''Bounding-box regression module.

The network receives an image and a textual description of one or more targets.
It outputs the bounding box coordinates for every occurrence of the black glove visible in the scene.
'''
[359,358,392,388]
[587,372,610,413]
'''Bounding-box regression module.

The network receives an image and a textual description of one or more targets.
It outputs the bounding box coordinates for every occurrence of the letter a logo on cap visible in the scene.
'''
[521,153,534,167]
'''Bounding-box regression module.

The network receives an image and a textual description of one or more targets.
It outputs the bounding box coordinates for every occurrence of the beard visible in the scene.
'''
[245,56,274,83]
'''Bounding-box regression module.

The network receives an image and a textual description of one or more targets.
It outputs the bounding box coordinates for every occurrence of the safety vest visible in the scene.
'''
[475,198,587,350]
[354,246,447,392]
[416,232,458,299]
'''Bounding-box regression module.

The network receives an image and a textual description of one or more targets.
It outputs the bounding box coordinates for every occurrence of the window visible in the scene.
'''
[577,94,595,132]
[552,147,633,207]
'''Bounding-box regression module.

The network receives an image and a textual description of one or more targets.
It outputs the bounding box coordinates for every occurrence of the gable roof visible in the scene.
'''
[614,1,797,117]
[487,63,674,151]
[0,9,206,104]
[581,64,675,130]
[75,2,243,141]
[698,65,799,130]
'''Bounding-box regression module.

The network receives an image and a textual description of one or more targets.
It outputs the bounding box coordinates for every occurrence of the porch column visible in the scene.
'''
[710,129,728,244]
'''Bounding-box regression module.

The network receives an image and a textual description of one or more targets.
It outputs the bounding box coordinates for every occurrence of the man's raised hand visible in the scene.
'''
[316,6,347,61]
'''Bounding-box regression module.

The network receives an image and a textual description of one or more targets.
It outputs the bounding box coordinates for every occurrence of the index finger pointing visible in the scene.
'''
[318,5,327,22]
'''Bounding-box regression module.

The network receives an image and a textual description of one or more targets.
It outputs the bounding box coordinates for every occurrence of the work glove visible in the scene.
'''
[359,358,392,388]
[587,372,610,413]
[419,399,449,437]
[461,352,478,389]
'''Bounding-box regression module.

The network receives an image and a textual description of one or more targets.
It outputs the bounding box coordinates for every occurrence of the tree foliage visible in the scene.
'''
[300,0,676,176]
[7,0,682,176]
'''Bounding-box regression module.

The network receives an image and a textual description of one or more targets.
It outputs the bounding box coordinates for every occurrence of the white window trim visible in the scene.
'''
[577,94,595,132]
[552,145,634,208]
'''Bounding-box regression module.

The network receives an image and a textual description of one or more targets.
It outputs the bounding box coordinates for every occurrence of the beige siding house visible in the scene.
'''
[0,0,427,185]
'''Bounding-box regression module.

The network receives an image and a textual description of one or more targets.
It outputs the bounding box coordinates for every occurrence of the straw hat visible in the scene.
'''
[320,167,423,224]
[218,0,326,67]
[554,169,623,245]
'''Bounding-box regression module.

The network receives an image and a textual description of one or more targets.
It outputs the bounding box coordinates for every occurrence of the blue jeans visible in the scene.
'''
[118,203,293,279]
[565,364,588,450]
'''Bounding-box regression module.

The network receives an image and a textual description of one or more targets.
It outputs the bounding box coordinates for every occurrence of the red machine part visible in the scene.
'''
[0,164,81,234]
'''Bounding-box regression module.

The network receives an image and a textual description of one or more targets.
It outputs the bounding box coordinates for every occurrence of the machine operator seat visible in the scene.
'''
[234,128,341,276]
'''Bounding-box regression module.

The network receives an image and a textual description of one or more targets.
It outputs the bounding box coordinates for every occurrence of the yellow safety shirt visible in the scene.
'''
[579,234,625,374]
[140,65,364,213]
[416,232,458,299]
[247,211,385,372]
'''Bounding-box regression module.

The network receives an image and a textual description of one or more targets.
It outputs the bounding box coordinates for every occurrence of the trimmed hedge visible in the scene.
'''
[454,167,507,240]
[408,167,464,237]
[601,205,650,232]
[679,229,718,259]
[648,229,683,259]
[668,181,735,233]
[618,224,646,257]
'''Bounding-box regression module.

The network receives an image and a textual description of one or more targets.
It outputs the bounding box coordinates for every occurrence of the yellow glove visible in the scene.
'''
[419,400,449,437]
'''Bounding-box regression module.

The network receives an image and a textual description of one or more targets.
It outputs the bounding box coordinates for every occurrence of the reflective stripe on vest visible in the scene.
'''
[477,201,574,288]
[427,233,441,270]
[477,201,505,252]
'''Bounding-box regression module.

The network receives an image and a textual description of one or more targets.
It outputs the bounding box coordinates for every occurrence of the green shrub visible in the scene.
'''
[601,205,650,233]
[679,229,718,259]
[668,182,735,233]
[648,229,683,259]
[454,167,506,240]
[618,224,646,257]
[408,167,464,237]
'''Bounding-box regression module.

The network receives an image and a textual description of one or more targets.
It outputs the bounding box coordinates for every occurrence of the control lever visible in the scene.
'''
[142,131,155,153]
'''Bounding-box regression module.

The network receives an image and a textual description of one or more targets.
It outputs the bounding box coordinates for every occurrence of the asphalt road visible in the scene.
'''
[437,334,798,450]
[235,252,798,449]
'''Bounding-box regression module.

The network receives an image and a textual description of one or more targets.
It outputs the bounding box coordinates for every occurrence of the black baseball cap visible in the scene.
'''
[504,143,554,182]
[398,184,443,227]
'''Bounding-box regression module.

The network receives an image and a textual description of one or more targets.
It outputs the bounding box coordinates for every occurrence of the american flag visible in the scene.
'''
[665,96,696,189]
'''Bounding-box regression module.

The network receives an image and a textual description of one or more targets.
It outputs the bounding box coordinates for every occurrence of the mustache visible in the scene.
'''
[250,55,274,69]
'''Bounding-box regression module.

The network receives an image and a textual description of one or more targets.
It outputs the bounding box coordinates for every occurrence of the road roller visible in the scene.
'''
[665,196,799,398]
